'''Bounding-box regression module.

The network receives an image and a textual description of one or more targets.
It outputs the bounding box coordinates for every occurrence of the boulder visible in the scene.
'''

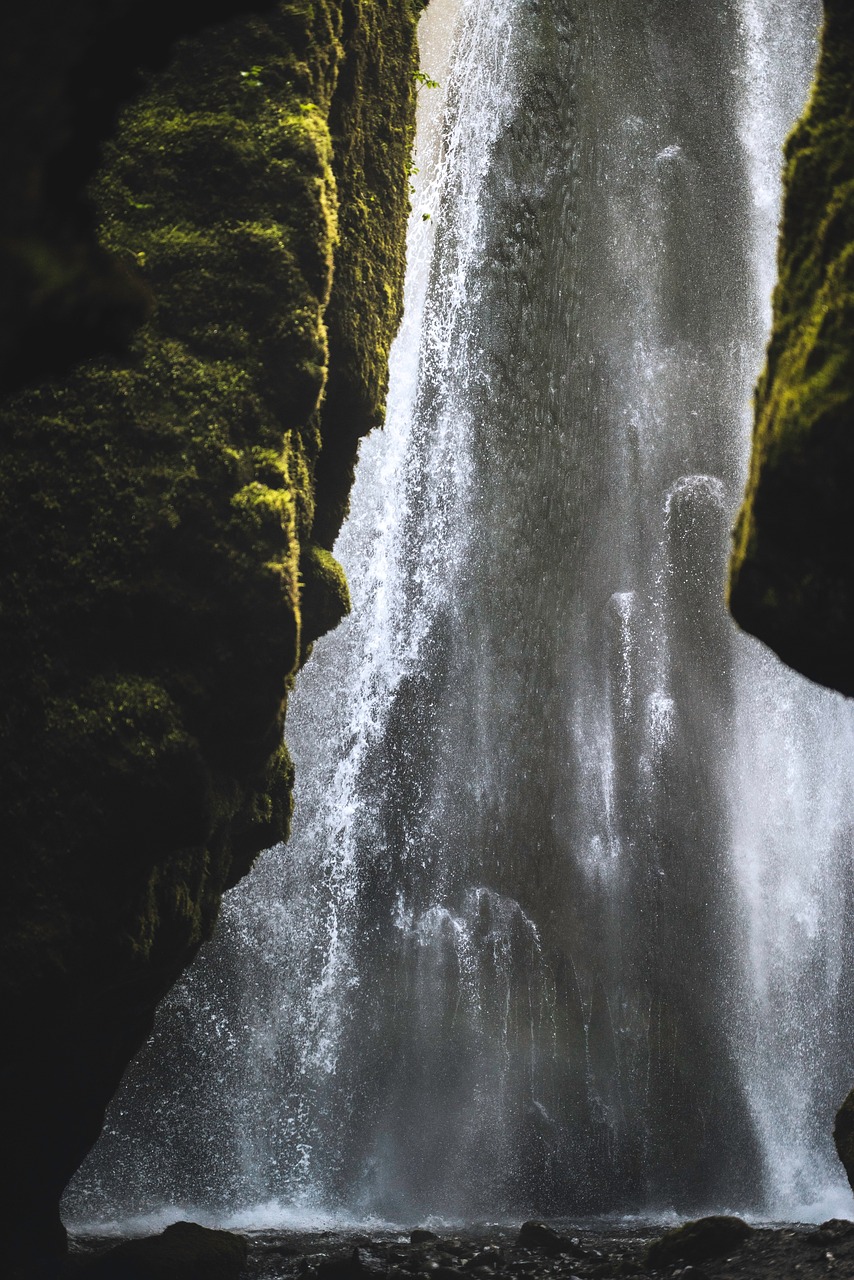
[515,1222,582,1256]
[645,1216,754,1268]
[83,1221,247,1279]
[815,1217,854,1244]
[317,1250,372,1280]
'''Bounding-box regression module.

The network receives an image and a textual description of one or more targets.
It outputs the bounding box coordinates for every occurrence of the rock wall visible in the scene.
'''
[0,1,289,394]
[729,0,854,696]
[835,1089,854,1194]
[0,1,421,1273]
[729,0,854,1189]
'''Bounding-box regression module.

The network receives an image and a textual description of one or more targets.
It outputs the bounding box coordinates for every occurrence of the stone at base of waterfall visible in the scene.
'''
[317,1248,390,1280]
[411,1230,439,1245]
[834,1087,854,1191]
[812,1218,854,1247]
[81,1221,247,1279]
[515,1222,585,1257]
[645,1216,754,1268]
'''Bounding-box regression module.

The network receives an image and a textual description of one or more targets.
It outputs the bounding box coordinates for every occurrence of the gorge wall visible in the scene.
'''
[727,0,854,1186]
[3,0,854,1269]
[0,2,421,1273]
[730,1,854,696]
[0,0,288,395]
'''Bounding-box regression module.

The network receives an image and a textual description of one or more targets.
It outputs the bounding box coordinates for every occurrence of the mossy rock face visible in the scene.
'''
[0,1,289,395]
[645,1216,754,1268]
[0,0,420,1272]
[729,2,854,696]
[835,1087,854,1191]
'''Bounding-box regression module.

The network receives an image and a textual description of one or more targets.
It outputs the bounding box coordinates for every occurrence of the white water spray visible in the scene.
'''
[67,0,854,1229]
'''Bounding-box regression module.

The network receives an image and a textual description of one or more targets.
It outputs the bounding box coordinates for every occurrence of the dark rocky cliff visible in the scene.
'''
[0,1,420,1273]
[728,0,854,1188]
[729,1,854,696]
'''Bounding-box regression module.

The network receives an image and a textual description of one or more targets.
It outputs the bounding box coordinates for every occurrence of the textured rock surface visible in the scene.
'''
[835,1087,854,1191]
[81,1221,247,1279]
[0,1,286,395]
[70,1220,854,1280]
[729,2,854,695]
[0,0,420,1272]
[645,1217,755,1269]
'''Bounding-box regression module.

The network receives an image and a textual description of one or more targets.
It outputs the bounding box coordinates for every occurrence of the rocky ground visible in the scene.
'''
[68,1214,854,1279]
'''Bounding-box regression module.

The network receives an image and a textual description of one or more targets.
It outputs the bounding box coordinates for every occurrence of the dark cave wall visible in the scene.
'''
[729,0,854,696]
[0,1,421,1272]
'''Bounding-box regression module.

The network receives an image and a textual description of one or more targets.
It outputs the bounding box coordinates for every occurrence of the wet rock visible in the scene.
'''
[811,1219,854,1247]
[318,1249,387,1280]
[835,1088,854,1198]
[612,1261,646,1277]
[82,1220,247,1279]
[515,1223,583,1257]
[0,0,423,1268]
[645,1216,754,1269]
[463,1250,501,1270]
[835,1091,854,1193]
[412,1231,440,1245]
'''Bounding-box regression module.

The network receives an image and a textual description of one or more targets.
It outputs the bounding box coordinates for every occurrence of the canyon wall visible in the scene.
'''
[728,0,854,1193]
[730,1,854,697]
[0,1,421,1272]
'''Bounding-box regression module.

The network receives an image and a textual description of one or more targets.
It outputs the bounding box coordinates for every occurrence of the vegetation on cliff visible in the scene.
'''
[0,1,288,394]
[0,0,421,1270]
[729,2,854,696]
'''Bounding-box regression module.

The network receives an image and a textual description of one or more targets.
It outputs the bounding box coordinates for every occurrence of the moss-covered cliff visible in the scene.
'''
[0,1,295,395]
[729,0,854,1187]
[0,1,421,1272]
[729,1,854,695]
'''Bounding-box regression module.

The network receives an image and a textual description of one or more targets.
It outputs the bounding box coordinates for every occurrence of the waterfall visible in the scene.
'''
[67,0,854,1229]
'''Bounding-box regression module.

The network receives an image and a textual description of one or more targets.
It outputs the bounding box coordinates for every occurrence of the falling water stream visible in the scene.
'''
[69,0,854,1230]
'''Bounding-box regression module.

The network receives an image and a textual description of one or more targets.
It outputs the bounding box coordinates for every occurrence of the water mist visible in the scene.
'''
[68,0,854,1230]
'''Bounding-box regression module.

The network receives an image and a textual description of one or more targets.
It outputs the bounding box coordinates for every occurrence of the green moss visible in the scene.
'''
[0,0,422,1260]
[300,542,352,654]
[729,2,854,694]
[312,0,421,546]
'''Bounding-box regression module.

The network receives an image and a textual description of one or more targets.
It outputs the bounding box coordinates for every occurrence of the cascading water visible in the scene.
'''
[68,0,854,1229]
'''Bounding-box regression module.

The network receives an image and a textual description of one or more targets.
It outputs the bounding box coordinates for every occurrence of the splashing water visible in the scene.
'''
[67,0,854,1231]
